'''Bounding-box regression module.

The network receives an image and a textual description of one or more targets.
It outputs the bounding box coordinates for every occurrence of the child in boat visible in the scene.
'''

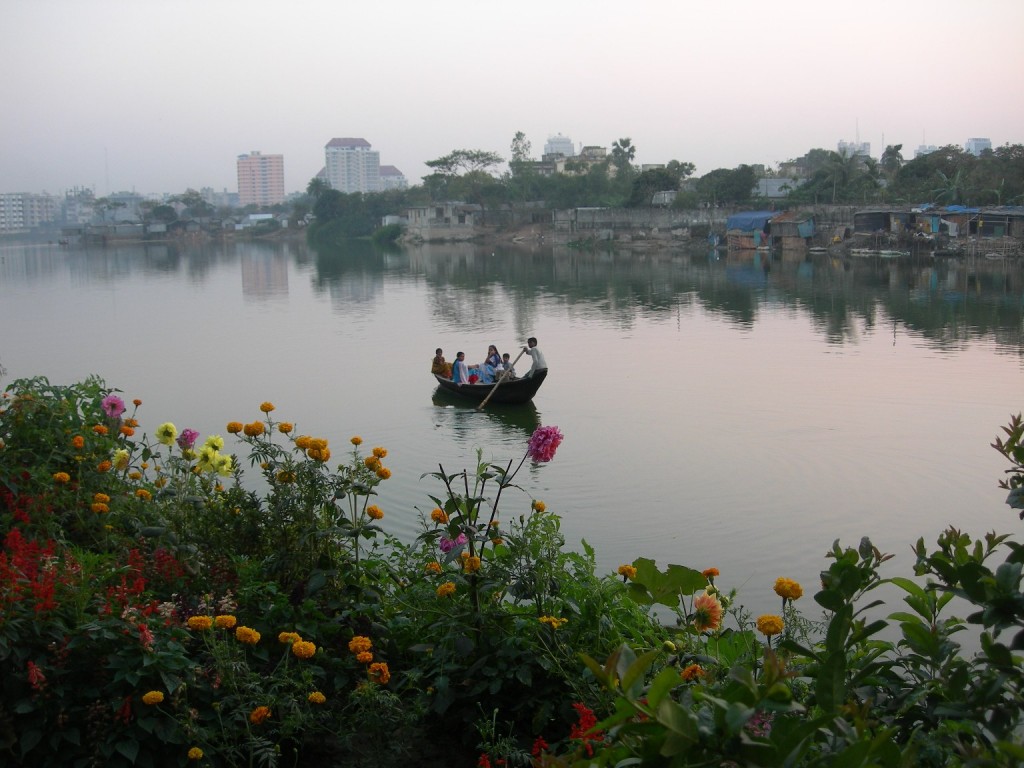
[431,348,452,378]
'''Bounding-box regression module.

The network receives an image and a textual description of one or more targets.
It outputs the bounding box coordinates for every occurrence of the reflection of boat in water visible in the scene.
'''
[432,369,547,406]
[431,388,540,439]
[850,248,912,258]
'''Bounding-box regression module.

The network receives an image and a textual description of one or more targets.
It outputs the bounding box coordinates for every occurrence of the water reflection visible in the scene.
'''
[431,388,541,444]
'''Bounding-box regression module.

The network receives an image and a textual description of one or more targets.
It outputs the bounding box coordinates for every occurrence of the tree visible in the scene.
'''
[170,188,214,219]
[424,149,504,207]
[610,138,636,175]
[628,168,681,208]
[510,132,532,166]
[931,169,970,205]
[880,144,904,179]
[696,165,757,205]
[306,177,331,201]
[665,160,696,183]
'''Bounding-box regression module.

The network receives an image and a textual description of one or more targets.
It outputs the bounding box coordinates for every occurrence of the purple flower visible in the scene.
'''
[526,426,564,463]
[439,532,468,553]
[101,394,126,419]
[176,428,200,451]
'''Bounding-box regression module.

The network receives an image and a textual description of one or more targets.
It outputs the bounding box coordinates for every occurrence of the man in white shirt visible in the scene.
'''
[522,337,547,378]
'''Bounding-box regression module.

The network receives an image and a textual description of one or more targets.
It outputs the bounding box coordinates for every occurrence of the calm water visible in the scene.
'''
[2,238,1023,616]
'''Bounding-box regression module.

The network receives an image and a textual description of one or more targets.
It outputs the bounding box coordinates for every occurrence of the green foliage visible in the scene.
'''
[3,378,1023,767]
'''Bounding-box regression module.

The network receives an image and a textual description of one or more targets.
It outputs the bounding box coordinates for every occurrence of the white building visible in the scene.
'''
[914,144,938,158]
[0,192,60,232]
[544,134,575,158]
[324,138,380,194]
[965,137,992,156]
[379,165,408,191]
[837,140,871,158]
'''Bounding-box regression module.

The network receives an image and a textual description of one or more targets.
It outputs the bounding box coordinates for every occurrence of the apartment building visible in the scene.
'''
[324,138,380,194]
[237,151,285,207]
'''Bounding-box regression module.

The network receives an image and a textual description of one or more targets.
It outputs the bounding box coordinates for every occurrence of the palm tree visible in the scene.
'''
[932,169,969,205]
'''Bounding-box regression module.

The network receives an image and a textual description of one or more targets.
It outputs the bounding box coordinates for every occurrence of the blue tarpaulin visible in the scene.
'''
[726,211,775,231]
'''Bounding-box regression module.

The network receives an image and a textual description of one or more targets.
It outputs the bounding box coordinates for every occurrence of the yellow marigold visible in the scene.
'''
[235,626,261,645]
[702,567,720,580]
[126,419,140,429]
[436,582,456,598]
[214,615,237,630]
[430,508,448,524]
[372,446,387,458]
[243,421,264,437]
[91,503,109,514]
[155,423,176,445]
[307,447,331,463]
[276,470,295,483]
[278,422,293,434]
[308,438,328,451]
[291,640,316,659]
[249,705,271,725]
[532,500,546,513]
[462,555,481,574]
[680,664,705,682]
[129,471,142,480]
[113,449,130,470]
[187,747,203,761]
[363,455,380,470]
[756,615,785,637]
[278,631,301,645]
[96,460,112,473]
[142,690,164,705]
[187,616,213,631]
[425,561,442,574]
[366,505,384,520]
[53,472,71,484]
[368,662,390,685]
[356,650,373,663]
[617,564,637,580]
[119,425,135,437]
[94,492,111,504]
[539,615,568,629]
[259,401,275,413]
[226,421,243,434]
[348,635,372,654]
[294,435,312,449]
[135,489,152,501]
[92,424,109,436]
[774,577,803,601]
[376,466,392,480]
[491,537,504,546]
[350,435,362,445]
[72,435,85,449]
[308,691,326,705]
[154,477,167,488]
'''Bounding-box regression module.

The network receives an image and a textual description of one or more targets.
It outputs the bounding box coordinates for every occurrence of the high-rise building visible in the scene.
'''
[237,151,285,207]
[324,138,380,194]
[0,192,59,232]
[965,137,992,156]
[379,165,408,191]
[544,134,575,158]
[837,140,871,158]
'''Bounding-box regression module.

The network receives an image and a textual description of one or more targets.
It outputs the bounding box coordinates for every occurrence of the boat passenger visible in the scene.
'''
[480,344,502,383]
[501,353,516,378]
[452,352,471,384]
[431,348,452,378]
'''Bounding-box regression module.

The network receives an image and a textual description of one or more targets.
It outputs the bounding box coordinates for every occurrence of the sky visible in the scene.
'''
[3,0,1023,198]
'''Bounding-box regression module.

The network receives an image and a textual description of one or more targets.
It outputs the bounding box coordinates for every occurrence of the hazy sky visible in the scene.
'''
[4,0,1022,197]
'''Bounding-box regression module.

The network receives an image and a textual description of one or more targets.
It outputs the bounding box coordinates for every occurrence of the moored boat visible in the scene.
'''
[432,369,547,405]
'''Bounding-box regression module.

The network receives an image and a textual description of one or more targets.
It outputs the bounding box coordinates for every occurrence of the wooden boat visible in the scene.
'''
[432,369,547,405]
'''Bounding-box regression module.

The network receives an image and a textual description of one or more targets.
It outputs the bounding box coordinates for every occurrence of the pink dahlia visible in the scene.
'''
[101,394,126,419]
[176,428,200,451]
[526,426,564,463]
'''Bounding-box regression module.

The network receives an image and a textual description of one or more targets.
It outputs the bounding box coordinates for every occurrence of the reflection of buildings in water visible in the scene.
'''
[240,251,289,299]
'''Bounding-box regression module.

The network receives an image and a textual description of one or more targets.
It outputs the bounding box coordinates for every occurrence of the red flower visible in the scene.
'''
[477,754,491,768]
[26,661,46,691]
[531,736,549,757]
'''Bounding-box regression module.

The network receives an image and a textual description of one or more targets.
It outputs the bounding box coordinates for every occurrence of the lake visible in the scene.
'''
[2,237,1022,617]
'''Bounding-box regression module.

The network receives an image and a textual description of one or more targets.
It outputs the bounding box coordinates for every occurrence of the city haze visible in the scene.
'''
[4,0,1022,196]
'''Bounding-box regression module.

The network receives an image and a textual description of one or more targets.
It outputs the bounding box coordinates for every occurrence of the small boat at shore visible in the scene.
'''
[432,369,547,405]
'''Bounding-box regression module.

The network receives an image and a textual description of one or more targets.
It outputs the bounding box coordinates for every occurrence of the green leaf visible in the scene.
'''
[646,666,682,709]
[115,740,140,762]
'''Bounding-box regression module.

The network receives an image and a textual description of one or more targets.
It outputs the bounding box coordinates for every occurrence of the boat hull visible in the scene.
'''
[433,369,547,405]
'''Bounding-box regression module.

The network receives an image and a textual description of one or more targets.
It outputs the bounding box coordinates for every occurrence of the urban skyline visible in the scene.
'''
[3,1,1021,199]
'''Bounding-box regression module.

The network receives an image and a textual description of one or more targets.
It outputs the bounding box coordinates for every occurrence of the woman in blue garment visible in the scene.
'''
[481,344,502,383]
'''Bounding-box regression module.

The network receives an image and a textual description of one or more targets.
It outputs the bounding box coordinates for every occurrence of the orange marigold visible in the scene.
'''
[425,561,442,574]
[376,466,392,480]
[366,505,383,520]
[356,651,373,664]
[249,706,272,725]
[307,447,331,462]
[135,489,152,501]
[680,664,706,682]
[133,398,142,406]
[235,626,261,645]
[436,582,456,598]
[187,616,213,631]
[96,460,112,473]
[295,435,312,449]
[348,636,372,654]
[53,472,71,484]
[368,662,390,685]
[214,615,237,630]
[773,577,803,601]
[702,567,720,580]
[350,435,362,445]
[259,402,275,413]
[278,631,301,645]
[291,640,316,659]
[372,446,387,458]
[617,564,637,580]
[92,425,109,436]
[756,615,784,637]
[72,435,85,449]
[91,503,109,514]
[119,426,135,437]
[308,691,326,705]
[243,421,264,437]
[430,508,448,524]
[278,422,293,434]
[226,421,243,434]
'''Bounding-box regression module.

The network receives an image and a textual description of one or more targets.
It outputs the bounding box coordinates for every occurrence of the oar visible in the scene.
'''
[476,348,528,411]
